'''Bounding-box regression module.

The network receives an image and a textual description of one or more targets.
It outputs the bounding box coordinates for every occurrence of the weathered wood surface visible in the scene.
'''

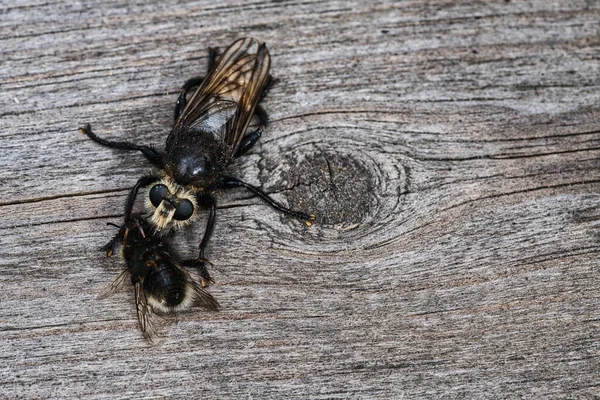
[1,0,599,398]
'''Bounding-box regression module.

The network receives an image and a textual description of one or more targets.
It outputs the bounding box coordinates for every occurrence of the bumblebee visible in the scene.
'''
[100,214,219,340]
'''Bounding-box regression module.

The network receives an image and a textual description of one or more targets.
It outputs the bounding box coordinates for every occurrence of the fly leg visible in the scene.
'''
[182,195,217,287]
[207,46,218,70]
[220,176,315,225]
[99,175,158,251]
[124,175,160,221]
[173,48,218,120]
[259,75,275,102]
[174,77,204,121]
[235,105,268,157]
[79,124,164,168]
[197,195,217,265]
[235,128,263,157]
[180,259,213,288]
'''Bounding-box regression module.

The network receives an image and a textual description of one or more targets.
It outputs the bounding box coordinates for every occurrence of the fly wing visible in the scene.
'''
[225,42,270,153]
[171,37,271,159]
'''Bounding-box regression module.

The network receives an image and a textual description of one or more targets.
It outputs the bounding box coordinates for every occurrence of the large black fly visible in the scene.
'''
[81,37,314,283]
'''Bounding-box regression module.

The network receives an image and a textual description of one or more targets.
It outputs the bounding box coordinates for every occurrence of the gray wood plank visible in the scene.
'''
[1,0,598,398]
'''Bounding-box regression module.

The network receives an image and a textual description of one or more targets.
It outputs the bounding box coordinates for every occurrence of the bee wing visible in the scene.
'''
[134,281,159,341]
[180,267,220,311]
[172,37,271,159]
[97,268,130,300]
[191,283,220,311]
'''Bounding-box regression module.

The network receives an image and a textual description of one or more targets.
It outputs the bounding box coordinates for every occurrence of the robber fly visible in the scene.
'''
[100,214,220,341]
[81,37,314,281]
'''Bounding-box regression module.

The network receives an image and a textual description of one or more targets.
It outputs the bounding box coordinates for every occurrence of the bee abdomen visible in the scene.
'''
[145,267,188,308]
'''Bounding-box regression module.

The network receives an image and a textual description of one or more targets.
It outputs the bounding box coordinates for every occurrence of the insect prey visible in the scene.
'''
[100,214,219,341]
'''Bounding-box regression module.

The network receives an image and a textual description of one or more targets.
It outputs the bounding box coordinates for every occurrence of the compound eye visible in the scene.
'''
[173,199,194,221]
[149,184,169,208]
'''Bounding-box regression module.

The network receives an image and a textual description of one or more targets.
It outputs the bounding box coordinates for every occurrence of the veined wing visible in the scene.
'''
[171,37,271,159]
[134,281,158,341]
[97,268,130,299]
[180,267,220,311]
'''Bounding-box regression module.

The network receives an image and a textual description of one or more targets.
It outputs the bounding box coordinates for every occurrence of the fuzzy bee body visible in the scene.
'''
[101,215,219,340]
[141,266,188,310]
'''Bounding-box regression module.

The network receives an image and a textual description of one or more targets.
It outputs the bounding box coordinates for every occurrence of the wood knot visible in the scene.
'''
[277,149,396,226]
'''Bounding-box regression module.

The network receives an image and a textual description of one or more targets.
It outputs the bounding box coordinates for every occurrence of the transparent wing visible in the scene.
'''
[134,281,159,341]
[171,37,271,159]
[180,267,220,311]
[97,269,130,300]
[191,283,220,311]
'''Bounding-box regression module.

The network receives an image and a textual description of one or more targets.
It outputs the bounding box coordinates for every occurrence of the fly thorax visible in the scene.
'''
[165,145,217,186]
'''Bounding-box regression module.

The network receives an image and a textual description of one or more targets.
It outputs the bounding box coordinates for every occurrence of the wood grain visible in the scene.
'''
[1,0,599,398]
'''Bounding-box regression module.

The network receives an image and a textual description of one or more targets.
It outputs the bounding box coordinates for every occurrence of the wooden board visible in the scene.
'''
[1,0,599,398]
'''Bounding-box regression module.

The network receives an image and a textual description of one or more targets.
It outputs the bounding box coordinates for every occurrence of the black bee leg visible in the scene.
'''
[124,175,160,220]
[235,127,262,157]
[181,195,217,287]
[100,220,129,257]
[101,231,121,257]
[79,124,164,168]
[219,176,316,225]
[181,258,213,288]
